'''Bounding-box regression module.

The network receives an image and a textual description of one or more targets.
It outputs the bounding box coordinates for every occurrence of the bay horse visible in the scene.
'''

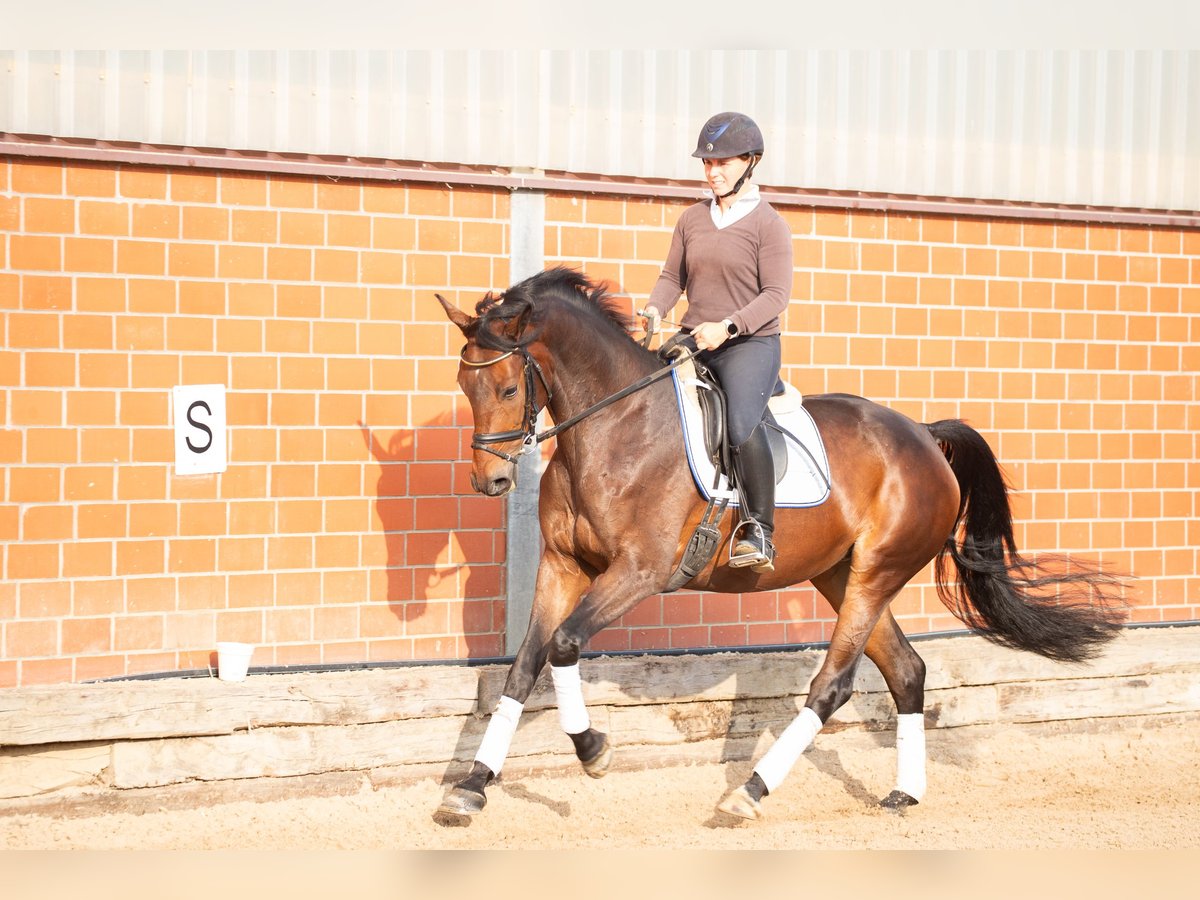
[435,267,1126,821]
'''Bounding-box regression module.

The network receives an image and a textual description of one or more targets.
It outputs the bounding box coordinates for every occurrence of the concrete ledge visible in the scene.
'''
[1,626,1197,801]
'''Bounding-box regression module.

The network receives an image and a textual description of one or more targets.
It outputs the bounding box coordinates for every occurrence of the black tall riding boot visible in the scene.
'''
[729,424,776,573]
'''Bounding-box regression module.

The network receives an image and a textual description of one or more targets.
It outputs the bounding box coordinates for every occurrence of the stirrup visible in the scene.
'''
[729,520,775,572]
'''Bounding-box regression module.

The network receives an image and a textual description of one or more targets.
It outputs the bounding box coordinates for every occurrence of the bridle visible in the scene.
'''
[460,338,697,465]
[460,345,553,465]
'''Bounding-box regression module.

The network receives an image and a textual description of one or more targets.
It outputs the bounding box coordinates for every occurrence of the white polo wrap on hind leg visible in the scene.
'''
[550,663,591,734]
[474,696,524,776]
[753,706,823,793]
[894,712,927,801]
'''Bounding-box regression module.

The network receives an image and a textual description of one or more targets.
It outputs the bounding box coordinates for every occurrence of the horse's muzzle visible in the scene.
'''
[471,470,516,497]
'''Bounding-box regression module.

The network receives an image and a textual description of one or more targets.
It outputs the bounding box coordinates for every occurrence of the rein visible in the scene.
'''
[462,343,697,462]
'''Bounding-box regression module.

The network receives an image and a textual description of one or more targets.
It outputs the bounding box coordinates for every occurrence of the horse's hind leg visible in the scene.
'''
[807,563,928,806]
[863,612,927,809]
[723,611,930,815]
[718,560,912,820]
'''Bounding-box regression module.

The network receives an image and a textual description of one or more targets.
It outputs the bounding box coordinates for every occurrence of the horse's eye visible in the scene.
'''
[501,385,519,400]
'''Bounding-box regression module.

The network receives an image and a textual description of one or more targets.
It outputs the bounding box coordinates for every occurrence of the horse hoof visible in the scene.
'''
[880,789,919,811]
[581,737,613,779]
[438,786,487,817]
[716,785,762,821]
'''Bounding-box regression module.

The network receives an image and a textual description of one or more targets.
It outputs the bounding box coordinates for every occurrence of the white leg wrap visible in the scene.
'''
[474,696,524,776]
[550,663,591,735]
[894,712,927,801]
[753,706,823,794]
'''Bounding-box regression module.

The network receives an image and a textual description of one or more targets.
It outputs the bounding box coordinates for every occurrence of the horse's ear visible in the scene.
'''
[496,303,536,342]
[436,293,475,334]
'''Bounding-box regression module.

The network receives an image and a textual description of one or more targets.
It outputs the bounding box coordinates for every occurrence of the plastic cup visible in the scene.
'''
[216,642,255,682]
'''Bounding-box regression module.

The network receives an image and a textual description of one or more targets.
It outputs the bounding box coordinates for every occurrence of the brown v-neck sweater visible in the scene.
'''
[647,199,793,336]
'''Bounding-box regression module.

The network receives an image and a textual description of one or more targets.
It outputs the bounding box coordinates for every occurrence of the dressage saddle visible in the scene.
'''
[657,333,789,486]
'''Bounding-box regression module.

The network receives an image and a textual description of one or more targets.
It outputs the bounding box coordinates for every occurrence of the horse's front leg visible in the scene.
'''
[438,549,587,818]
[551,656,612,777]
[543,558,667,777]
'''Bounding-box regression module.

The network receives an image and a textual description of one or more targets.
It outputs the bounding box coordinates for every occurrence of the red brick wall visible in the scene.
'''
[1,158,512,686]
[2,155,1198,686]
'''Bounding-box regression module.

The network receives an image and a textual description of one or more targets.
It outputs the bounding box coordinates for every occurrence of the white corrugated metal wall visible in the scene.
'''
[2,49,1198,211]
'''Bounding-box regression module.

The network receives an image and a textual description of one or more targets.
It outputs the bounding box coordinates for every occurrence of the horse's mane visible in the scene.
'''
[471,267,636,352]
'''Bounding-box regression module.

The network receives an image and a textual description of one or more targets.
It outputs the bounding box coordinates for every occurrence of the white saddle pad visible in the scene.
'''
[671,360,832,508]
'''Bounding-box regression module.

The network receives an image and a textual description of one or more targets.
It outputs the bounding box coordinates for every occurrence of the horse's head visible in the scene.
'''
[437,292,550,497]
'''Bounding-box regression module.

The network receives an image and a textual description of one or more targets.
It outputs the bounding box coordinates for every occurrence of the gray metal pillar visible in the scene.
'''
[505,182,545,653]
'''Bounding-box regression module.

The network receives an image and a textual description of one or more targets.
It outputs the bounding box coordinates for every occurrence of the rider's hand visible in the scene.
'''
[692,320,731,352]
[640,307,661,336]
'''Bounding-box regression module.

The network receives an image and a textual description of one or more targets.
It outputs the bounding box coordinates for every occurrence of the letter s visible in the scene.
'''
[186,400,214,453]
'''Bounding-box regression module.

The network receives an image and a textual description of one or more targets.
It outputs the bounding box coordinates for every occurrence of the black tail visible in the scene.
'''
[926,420,1128,663]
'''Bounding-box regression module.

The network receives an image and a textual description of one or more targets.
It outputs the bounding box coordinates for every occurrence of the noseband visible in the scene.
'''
[460,346,553,464]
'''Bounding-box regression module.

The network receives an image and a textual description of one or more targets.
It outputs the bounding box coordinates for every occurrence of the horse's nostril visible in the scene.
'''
[489,477,512,496]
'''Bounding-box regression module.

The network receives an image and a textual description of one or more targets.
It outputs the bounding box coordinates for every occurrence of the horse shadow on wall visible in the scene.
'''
[358,414,503,663]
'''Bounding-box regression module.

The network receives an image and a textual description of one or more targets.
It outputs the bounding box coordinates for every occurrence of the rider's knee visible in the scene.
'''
[728,417,760,449]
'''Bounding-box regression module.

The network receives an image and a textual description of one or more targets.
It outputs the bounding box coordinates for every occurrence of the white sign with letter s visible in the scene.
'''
[173,384,227,475]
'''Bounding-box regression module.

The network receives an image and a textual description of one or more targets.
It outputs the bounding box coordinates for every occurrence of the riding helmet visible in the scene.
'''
[692,111,765,159]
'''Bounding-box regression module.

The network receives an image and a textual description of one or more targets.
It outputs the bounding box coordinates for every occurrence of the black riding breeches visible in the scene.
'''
[697,334,782,447]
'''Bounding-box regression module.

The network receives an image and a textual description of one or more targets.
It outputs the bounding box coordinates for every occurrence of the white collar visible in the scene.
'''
[706,183,761,230]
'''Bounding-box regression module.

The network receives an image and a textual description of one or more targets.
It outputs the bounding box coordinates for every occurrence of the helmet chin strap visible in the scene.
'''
[716,155,759,200]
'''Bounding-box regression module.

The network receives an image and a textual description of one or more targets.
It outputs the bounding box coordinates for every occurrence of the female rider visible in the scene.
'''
[642,111,793,573]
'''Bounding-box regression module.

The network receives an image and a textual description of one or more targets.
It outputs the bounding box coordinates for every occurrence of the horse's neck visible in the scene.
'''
[543,340,662,437]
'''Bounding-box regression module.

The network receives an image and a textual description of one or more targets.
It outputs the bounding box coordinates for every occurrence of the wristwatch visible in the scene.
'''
[722,319,738,337]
